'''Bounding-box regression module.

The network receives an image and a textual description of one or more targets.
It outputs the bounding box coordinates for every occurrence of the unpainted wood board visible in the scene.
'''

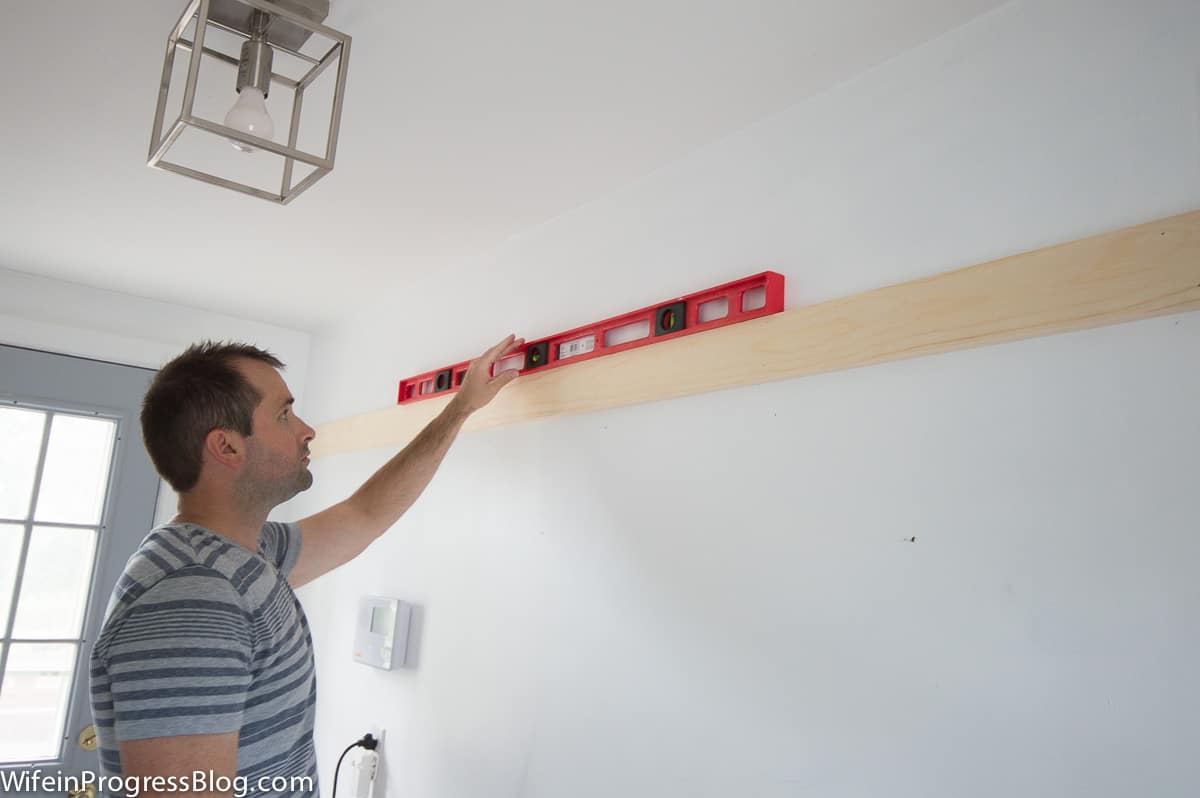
[312,209,1200,458]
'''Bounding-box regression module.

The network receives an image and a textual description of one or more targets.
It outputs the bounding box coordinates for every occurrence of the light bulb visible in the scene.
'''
[223,87,274,153]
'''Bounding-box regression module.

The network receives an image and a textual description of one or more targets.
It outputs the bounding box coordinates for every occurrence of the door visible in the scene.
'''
[0,344,161,796]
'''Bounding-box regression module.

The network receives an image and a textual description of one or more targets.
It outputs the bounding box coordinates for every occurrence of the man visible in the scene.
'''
[89,334,525,797]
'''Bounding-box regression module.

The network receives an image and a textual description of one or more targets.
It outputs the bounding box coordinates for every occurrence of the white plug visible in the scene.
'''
[352,748,378,798]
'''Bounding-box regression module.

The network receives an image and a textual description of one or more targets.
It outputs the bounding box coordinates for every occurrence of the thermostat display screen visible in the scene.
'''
[370,605,394,635]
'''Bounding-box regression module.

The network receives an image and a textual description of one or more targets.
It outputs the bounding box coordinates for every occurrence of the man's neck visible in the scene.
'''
[174,491,268,554]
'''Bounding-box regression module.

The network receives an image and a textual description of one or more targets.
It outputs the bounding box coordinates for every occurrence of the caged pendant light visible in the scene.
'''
[148,0,351,204]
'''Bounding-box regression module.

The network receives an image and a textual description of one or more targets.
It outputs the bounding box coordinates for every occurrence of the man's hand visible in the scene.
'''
[448,334,526,416]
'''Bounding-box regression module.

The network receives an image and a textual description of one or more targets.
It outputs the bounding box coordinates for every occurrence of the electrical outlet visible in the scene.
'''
[355,726,385,798]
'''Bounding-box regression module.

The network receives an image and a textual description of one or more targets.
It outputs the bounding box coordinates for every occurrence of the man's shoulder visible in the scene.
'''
[104,525,257,619]
[101,522,294,632]
[92,525,259,666]
[125,523,244,581]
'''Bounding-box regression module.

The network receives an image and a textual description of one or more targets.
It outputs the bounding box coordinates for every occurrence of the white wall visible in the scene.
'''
[293,1,1200,795]
[0,266,312,521]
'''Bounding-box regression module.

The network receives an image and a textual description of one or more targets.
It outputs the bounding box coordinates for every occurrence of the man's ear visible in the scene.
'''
[204,428,247,472]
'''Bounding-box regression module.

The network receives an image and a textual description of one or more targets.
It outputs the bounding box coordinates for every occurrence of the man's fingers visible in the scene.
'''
[486,334,518,359]
[493,369,520,390]
[465,335,527,384]
[500,337,526,358]
[481,336,524,374]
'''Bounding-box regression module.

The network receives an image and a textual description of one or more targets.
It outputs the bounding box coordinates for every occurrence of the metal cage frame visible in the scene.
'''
[148,0,351,204]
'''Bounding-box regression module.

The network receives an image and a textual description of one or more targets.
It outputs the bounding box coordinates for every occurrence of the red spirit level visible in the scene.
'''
[397,271,786,404]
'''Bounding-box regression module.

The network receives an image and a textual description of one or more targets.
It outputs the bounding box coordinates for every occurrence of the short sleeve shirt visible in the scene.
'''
[89,521,318,796]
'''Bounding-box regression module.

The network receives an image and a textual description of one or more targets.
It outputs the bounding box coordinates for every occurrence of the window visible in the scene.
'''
[0,406,116,763]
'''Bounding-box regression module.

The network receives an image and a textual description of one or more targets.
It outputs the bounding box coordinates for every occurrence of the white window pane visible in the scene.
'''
[0,524,24,632]
[0,407,46,519]
[0,643,75,763]
[33,414,116,525]
[12,526,98,640]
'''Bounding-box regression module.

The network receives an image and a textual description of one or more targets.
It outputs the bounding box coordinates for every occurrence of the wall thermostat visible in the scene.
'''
[353,596,412,670]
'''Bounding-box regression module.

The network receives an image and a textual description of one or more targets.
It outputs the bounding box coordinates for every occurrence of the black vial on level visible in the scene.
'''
[525,342,550,369]
[434,369,454,392]
[654,302,687,336]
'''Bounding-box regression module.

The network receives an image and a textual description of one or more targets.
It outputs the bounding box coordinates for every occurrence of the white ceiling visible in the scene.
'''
[0,0,1005,330]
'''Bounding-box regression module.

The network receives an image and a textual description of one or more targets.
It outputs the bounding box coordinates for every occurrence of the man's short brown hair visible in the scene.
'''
[141,341,284,492]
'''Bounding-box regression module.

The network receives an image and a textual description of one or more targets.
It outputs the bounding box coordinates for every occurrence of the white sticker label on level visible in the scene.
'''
[558,336,596,360]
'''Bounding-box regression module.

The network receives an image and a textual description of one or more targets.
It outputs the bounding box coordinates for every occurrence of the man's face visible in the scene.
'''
[234,358,316,508]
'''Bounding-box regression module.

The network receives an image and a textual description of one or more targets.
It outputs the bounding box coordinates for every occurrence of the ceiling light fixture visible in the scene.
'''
[148,0,351,204]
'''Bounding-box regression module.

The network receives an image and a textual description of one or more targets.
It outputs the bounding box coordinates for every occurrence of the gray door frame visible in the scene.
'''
[0,344,161,788]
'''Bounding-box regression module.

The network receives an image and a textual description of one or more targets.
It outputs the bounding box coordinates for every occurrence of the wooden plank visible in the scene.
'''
[312,209,1200,458]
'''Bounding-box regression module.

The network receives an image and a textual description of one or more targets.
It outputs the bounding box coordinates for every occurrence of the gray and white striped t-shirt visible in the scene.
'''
[89,521,318,796]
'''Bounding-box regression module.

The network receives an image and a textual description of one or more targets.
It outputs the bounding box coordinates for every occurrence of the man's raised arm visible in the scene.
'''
[289,334,524,588]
